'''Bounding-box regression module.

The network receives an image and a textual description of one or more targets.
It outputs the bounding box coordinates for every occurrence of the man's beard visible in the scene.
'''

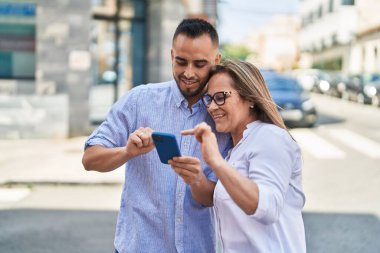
[174,75,208,99]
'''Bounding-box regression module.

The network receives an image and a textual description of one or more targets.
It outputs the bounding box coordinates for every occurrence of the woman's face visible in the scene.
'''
[206,73,254,137]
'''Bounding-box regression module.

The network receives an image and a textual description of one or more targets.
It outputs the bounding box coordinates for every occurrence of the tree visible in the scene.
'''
[220,43,255,61]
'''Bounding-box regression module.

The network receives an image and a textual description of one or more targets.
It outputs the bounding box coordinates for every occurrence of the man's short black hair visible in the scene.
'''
[173,18,219,46]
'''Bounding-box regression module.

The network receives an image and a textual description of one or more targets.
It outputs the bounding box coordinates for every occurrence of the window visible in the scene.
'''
[89,0,146,121]
[0,3,36,79]
[318,5,323,18]
[329,0,334,12]
[341,0,355,5]
[91,0,146,88]
[301,16,307,27]
[309,12,314,23]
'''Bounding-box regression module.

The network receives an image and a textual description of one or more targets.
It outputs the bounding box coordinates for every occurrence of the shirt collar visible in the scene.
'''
[170,80,207,111]
[231,120,262,151]
[242,120,262,139]
[225,122,260,161]
[170,80,186,108]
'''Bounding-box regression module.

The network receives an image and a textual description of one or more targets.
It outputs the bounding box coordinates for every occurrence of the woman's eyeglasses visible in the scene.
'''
[202,91,232,107]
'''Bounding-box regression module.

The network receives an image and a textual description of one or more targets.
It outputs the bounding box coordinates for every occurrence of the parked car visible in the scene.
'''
[262,71,318,128]
[291,68,331,93]
[325,71,350,98]
[364,81,380,107]
[341,73,380,104]
[95,70,117,85]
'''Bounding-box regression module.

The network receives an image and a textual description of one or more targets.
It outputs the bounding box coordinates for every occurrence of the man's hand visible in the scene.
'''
[125,127,155,159]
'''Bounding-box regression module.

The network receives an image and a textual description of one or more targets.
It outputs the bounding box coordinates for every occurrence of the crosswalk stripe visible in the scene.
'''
[328,129,380,159]
[0,188,30,202]
[291,129,346,159]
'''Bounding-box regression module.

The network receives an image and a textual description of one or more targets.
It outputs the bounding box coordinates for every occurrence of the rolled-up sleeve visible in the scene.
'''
[248,130,294,225]
[84,89,138,150]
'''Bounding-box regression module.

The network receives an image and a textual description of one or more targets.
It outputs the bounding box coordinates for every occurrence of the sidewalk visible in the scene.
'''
[0,137,124,185]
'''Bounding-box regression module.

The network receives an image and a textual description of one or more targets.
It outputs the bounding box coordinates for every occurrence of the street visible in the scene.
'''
[1,93,380,252]
[0,185,121,253]
[294,94,380,253]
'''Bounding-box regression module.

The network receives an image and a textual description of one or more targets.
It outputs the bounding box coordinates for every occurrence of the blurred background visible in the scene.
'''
[1,0,380,252]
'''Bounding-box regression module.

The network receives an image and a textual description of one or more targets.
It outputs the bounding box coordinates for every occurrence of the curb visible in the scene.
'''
[0,181,123,187]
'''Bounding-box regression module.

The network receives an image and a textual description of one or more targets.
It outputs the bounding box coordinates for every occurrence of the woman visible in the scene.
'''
[169,59,306,252]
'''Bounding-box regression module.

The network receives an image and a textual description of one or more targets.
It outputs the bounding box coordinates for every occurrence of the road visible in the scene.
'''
[1,93,380,253]
[0,185,122,253]
[294,93,380,253]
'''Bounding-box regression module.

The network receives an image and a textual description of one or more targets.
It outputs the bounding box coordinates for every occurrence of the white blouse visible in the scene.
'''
[214,121,306,253]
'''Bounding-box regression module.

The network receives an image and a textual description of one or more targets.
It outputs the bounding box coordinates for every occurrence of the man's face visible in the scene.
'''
[171,34,221,105]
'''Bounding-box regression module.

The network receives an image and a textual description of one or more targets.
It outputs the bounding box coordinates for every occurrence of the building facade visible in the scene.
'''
[299,0,380,74]
[349,0,380,74]
[0,0,216,139]
[299,0,357,72]
[245,16,300,72]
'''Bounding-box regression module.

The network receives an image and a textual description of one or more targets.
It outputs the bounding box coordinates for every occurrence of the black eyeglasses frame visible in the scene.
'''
[202,91,233,108]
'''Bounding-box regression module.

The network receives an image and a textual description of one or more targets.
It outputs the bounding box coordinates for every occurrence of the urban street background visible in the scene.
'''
[1,0,380,252]
[1,92,380,253]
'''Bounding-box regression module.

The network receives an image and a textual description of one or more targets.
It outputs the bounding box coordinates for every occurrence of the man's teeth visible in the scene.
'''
[182,80,195,85]
[213,114,224,119]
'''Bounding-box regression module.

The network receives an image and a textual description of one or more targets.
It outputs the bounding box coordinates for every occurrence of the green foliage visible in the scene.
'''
[220,43,255,61]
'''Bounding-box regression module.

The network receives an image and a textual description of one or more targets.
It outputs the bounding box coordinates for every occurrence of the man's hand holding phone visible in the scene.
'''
[126,127,155,159]
[151,131,205,186]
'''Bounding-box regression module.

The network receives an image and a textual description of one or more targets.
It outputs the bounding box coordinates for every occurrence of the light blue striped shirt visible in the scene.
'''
[85,80,230,253]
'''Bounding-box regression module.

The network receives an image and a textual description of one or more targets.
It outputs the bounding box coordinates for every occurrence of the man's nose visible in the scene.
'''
[184,66,194,78]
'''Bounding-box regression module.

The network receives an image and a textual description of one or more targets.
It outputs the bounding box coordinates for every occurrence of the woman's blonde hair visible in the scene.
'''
[209,59,287,130]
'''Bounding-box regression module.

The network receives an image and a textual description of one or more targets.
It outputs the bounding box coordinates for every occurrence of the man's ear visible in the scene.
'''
[171,49,174,62]
[215,52,222,64]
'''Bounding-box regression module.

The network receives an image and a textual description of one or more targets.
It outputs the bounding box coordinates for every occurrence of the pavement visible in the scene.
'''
[0,136,124,185]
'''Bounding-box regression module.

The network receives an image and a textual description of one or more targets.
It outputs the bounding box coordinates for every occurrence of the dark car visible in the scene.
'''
[325,72,350,98]
[342,73,380,104]
[262,71,318,128]
[291,68,331,93]
[364,81,380,107]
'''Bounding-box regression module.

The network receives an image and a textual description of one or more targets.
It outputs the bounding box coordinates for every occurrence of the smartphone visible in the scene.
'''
[152,132,181,164]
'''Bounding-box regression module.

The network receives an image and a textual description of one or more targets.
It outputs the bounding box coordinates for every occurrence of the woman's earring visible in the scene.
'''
[250,104,255,109]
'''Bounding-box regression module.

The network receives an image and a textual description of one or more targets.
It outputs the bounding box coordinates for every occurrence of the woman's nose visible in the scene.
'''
[207,99,218,111]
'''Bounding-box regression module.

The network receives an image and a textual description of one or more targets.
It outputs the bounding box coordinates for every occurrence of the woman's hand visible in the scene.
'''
[169,155,215,206]
[181,122,224,169]
[169,156,204,186]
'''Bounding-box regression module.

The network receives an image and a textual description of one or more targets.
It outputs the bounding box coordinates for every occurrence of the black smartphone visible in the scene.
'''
[152,132,181,164]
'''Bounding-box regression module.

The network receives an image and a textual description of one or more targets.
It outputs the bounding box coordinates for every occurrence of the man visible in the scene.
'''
[82,18,229,253]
